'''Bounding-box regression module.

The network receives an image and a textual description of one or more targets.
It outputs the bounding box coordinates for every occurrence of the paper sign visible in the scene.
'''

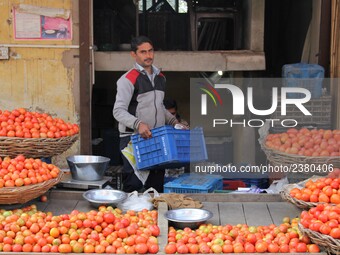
[14,7,72,40]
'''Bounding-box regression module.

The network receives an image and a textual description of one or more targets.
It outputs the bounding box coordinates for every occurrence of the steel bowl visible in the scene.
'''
[164,208,213,229]
[83,189,127,208]
[67,155,110,181]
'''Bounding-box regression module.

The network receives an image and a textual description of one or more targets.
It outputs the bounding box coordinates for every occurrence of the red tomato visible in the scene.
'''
[320,224,332,235]
[222,244,233,253]
[148,243,159,254]
[148,225,160,236]
[94,244,105,254]
[40,195,47,202]
[279,244,290,253]
[164,243,177,254]
[296,242,307,253]
[58,243,72,253]
[135,243,149,254]
[268,243,279,253]
[330,228,340,239]
[300,235,311,244]
[255,241,268,253]
[120,217,129,226]
[233,243,245,253]
[188,244,199,254]
[244,243,255,253]
[309,221,322,232]
[245,233,257,244]
[308,244,320,253]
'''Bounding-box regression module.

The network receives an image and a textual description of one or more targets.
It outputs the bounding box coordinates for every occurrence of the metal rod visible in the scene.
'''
[135,0,139,36]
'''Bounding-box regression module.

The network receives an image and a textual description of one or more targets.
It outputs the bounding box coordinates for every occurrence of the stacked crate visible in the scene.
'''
[262,63,336,183]
[271,63,331,132]
[282,63,324,99]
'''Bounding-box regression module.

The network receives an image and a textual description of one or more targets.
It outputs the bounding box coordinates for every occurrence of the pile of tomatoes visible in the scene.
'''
[290,176,340,204]
[0,205,160,253]
[265,128,340,156]
[164,218,320,254]
[0,108,79,139]
[300,203,340,239]
[0,155,60,188]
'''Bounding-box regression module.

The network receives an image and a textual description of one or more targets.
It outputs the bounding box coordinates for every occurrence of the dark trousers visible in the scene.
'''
[119,136,165,193]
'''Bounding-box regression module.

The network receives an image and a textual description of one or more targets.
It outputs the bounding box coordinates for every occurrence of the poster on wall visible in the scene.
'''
[13,4,72,40]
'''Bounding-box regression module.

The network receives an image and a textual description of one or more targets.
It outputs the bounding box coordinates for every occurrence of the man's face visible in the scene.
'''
[131,42,154,68]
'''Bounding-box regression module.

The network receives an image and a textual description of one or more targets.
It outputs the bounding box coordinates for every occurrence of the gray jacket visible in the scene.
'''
[113,65,177,137]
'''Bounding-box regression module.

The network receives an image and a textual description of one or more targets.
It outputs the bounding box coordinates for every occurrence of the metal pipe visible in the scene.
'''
[90,0,95,85]
[135,0,139,36]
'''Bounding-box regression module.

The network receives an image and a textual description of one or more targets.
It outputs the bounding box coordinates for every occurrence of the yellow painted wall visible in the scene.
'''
[0,0,80,167]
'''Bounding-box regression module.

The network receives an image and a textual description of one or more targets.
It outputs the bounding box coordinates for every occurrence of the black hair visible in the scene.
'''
[163,99,178,110]
[131,36,153,52]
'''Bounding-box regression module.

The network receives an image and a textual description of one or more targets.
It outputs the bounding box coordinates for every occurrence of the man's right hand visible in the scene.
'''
[138,122,152,139]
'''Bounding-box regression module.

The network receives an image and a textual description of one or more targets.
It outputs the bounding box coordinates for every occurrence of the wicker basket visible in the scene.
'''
[0,171,64,205]
[263,145,339,168]
[298,223,340,255]
[279,175,323,209]
[259,133,339,183]
[0,135,78,158]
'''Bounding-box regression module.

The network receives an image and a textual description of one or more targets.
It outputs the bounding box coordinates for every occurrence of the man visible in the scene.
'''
[113,36,180,193]
[163,99,189,128]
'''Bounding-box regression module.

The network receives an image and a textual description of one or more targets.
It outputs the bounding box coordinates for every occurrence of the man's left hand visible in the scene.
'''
[174,123,189,130]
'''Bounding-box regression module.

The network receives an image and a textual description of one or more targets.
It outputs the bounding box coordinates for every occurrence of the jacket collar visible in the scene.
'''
[134,63,160,75]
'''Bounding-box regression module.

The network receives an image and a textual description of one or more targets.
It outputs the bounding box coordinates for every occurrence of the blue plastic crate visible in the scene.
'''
[164,174,223,193]
[131,126,207,170]
[164,176,176,183]
[282,63,324,99]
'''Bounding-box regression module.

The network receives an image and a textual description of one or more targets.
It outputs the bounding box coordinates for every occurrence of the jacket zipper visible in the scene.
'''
[153,80,157,128]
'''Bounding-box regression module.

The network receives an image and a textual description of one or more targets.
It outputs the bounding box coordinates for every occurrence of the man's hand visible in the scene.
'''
[175,123,189,130]
[173,120,189,130]
[138,122,152,138]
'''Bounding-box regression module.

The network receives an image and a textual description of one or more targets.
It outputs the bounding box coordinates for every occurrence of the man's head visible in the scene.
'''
[164,99,178,116]
[130,36,154,69]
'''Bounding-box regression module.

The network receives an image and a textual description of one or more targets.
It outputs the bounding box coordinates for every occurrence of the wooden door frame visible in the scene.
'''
[79,0,92,154]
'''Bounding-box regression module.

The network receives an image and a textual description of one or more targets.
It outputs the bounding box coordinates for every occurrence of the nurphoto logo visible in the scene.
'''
[200,83,312,128]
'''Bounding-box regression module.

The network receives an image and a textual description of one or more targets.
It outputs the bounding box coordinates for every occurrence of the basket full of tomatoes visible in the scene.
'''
[0,155,64,204]
[299,203,340,255]
[261,128,340,167]
[0,108,79,158]
[280,174,340,209]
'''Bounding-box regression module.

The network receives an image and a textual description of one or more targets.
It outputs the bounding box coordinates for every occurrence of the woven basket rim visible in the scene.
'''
[0,171,63,204]
[263,143,339,161]
[280,175,337,208]
[0,135,79,158]
[298,223,340,254]
[279,189,319,209]
[0,134,79,142]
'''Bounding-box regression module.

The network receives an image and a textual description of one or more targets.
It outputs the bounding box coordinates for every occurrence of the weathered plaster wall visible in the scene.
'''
[0,0,80,167]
